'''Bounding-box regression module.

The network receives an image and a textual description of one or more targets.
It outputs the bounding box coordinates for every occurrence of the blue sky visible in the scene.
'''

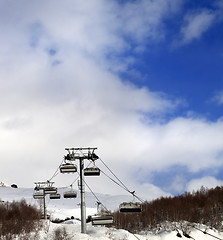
[119,0,223,121]
[0,0,223,200]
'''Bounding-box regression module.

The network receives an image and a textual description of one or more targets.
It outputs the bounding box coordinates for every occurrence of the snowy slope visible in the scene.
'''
[0,186,133,219]
[34,220,223,240]
[1,186,223,240]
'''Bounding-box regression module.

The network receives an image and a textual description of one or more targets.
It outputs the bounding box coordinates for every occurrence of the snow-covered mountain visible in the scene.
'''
[0,186,133,219]
[0,186,222,240]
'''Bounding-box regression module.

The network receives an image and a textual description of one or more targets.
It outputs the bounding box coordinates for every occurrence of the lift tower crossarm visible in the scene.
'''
[65,147,97,151]
[34,181,55,189]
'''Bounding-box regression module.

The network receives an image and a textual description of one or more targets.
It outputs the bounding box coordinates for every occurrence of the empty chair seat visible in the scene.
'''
[91,214,114,225]
[63,190,77,198]
[33,193,44,199]
[44,187,57,194]
[84,167,100,176]
[50,193,61,199]
[60,164,77,173]
[119,202,142,213]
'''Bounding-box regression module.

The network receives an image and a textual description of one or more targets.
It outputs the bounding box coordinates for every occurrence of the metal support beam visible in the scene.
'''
[43,190,47,220]
[80,157,86,233]
[65,147,97,151]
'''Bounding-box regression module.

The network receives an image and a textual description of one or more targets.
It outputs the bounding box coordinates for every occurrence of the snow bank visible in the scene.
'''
[34,220,223,240]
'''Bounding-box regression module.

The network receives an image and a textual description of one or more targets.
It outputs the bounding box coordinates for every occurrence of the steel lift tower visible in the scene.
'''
[64,147,98,234]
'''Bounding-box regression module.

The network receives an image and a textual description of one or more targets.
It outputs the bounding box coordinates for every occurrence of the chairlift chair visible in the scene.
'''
[84,167,100,176]
[63,190,77,199]
[33,192,44,199]
[50,193,61,199]
[44,187,57,194]
[119,202,142,213]
[91,214,114,226]
[60,163,77,173]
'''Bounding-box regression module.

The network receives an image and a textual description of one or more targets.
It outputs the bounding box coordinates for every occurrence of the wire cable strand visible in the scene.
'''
[99,157,131,193]
[75,169,110,213]
[192,226,223,240]
[84,178,109,213]
[48,158,64,181]
[131,233,142,240]
[99,158,145,204]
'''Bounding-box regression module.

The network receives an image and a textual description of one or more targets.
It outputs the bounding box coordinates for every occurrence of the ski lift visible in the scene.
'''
[50,193,61,199]
[84,167,100,176]
[44,187,57,194]
[60,163,77,173]
[63,190,77,199]
[91,214,114,226]
[119,202,142,213]
[33,192,44,199]
[90,201,113,226]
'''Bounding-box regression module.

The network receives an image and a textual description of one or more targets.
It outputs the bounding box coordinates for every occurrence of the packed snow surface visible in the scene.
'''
[34,220,223,240]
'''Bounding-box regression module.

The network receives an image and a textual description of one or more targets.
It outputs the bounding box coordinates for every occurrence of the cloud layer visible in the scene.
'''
[180,9,216,44]
[0,0,223,200]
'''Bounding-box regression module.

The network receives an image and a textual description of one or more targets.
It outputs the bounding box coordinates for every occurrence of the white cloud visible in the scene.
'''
[186,176,223,192]
[168,175,186,193]
[0,0,183,200]
[155,119,223,170]
[212,91,223,105]
[177,9,216,45]
[0,0,223,201]
[119,0,183,43]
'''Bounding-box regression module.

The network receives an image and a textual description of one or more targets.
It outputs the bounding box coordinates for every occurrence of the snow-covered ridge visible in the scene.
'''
[0,186,133,219]
[0,186,223,240]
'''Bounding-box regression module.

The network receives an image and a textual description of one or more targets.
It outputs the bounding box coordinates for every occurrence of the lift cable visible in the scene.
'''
[99,158,145,204]
[100,169,129,193]
[74,168,110,213]
[83,178,110,213]
[133,194,144,203]
[191,225,223,240]
[70,176,79,188]
[48,171,60,182]
[68,150,133,197]
[48,158,64,182]
[131,233,142,240]
[99,157,135,195]
[100,168,144,204]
